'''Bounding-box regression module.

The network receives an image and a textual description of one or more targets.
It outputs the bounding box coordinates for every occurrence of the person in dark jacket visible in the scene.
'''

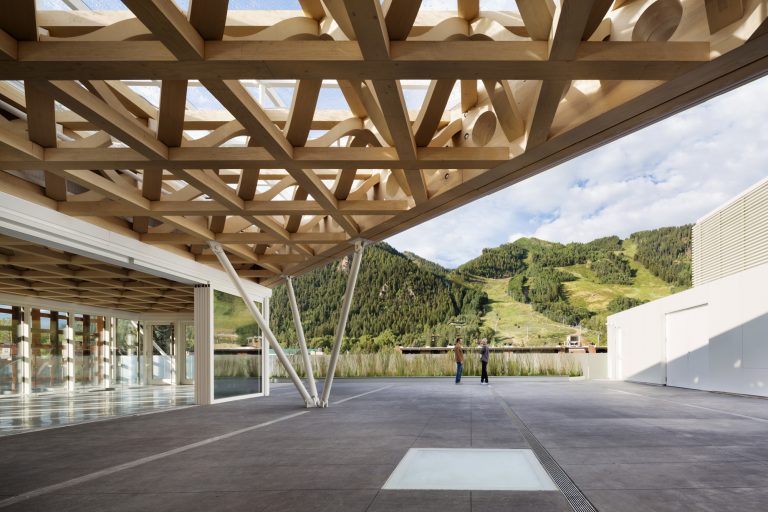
[453,337,464,384]
[479,338,490,385]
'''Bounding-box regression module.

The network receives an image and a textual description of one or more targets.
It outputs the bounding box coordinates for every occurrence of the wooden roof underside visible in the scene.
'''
[0,0,766,287]
[0,235,193,314]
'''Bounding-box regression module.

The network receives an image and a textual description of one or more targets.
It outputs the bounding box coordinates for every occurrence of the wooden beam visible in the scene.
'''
[368,80,417,160]
[58,199,409,216]
[516,0,556,41]
[333,169,357,200]
[141,232,348,244]
[122,0,204,60]
[22,85,56,145]
[171,168,291,241]
[0,126,44,160]
[0,0,37,41]
[286,169,359,235]
[24,81,66,201]
[483,79,524,142]
[42,81,169,160]
[299,0,326,21]
[0,146,511,170]
[188,0,230,40]
[157,80,188,146]
[343,0,390,61]
[457,0,479,21]
[0,29,17,60]
[237,169,260,200]
[705,0,744,35]
[285,187,308,233]
[134,169,164,233]
[384,0,422,41]
[201,79,293,159]
[413,79,456,147]
[526,1,600,149]
[285,80,322,147]
[11,40,711,80]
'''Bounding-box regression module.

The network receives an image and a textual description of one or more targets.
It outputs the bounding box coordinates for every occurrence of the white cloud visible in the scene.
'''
[387,75,768,268]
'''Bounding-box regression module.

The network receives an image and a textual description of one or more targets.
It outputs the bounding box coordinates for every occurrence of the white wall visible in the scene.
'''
[608,261,768,397]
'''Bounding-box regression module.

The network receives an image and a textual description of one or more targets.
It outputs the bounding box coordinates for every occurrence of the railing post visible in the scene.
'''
[285,275,319,403]
[320,241,365,407]
[208,241,315,407]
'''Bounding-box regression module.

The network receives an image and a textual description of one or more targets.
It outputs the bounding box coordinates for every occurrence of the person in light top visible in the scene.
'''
[479,338,490,385]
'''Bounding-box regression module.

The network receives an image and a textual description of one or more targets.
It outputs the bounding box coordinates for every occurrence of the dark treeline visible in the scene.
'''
[269,243,490,351]
[455,242,528,278]
[630,225,692,287]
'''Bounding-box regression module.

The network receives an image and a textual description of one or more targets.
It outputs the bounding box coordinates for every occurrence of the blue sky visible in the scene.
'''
[387,76,768,268]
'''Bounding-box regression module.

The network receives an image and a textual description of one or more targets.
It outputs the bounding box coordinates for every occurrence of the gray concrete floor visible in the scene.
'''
[1,378,767,511]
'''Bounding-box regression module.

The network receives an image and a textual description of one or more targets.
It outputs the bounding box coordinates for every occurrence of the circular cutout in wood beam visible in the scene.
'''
[632,0,683,42]
[471,110,497,146]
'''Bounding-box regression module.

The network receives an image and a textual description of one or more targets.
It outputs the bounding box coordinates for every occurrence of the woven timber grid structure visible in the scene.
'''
[0,0,767,307]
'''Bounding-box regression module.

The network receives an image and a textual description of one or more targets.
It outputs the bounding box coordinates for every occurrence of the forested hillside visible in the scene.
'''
[630,225,692,287]
[270,243,490,351]
[259,226,692,350]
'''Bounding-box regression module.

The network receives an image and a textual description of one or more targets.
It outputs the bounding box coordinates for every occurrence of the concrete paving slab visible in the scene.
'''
[2,378,768,511]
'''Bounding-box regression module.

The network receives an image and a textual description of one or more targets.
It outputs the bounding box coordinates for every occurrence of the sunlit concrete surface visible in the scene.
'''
[0,386,195,436]
[1,378,768,511]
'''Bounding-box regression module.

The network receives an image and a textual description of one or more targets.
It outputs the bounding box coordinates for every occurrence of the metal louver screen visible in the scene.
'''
[693,179,768,286]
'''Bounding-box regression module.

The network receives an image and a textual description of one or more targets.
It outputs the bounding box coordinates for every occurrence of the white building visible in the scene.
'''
[608,178,768,397]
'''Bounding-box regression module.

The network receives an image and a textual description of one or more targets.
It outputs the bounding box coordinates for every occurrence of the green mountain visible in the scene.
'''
[269,242,491,351]
[264,226,692,349]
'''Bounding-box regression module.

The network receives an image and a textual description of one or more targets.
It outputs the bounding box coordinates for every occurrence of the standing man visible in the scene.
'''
[480,338,490,385]
[454,337,464,384]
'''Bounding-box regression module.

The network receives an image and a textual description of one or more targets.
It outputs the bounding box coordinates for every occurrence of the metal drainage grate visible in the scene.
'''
[494,391,598,512]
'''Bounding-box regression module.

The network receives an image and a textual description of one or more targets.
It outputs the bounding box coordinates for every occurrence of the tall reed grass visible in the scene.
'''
[269,352,583,379]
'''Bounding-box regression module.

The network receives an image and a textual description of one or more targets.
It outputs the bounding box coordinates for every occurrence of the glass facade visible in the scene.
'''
[213,290,263,399]
[0,305,22,396]
[30,309,68,392]
[0,302,195,398]
[115,319,141,386]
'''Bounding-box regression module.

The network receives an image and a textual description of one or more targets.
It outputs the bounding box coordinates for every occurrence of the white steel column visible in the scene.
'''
[18,307,30,395]
[285,276,318,402]
[262,297,270,396]
[64,314,74,392]
[208,241,314,407]
[194,284,214,405]
[320,242,365,407]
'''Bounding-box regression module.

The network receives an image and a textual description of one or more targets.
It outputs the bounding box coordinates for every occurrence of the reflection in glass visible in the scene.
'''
[213,290,262,399]
[74,314,106,388]
[30,309,67,392]
[184,323,195,383]
[151,324,175,383]
[115,319,140,386]
[0,305,22,395]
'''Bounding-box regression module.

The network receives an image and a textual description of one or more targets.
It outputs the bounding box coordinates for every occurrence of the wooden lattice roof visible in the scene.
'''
[0,0,766,287]
[0,235,193,313]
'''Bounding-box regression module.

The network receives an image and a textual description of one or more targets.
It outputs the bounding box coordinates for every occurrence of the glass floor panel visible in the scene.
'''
[383,448,558,491]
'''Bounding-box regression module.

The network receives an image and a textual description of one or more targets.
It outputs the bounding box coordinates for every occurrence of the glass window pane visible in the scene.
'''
[214,290,262,399]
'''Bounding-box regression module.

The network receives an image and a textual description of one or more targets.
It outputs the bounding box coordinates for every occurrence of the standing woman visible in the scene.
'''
[480,338,490,385]
[453,337,464,384]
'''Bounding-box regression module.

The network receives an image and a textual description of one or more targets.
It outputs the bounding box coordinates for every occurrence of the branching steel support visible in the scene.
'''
[285,276,319,403]
[320,241,365,407]
[208,241,315,407]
